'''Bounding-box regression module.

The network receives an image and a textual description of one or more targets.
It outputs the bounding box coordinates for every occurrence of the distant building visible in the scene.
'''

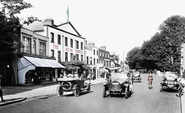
[85,41,99,79]
[99,46,110,67]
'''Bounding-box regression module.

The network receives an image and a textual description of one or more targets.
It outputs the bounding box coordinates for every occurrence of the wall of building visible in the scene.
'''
[99,48,110,67]
[20,27,49,56]
[42,24,85,62]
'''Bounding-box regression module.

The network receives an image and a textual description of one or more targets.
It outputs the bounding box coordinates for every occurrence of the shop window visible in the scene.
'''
[65,37,68,46]
[81,42,83,50]
[51,50,54,57]
[58,51,61,62]
[90,57,92,65]
[76,40,79,49]
[70,53,73,61]
[94,58,95,65]
[65,52,68,62]
[70,39,73,48]
[39,42,46,56]
[81,55,83,61]
[76,54,79,60]
[87,56,89,64]
[58,34,61,45]
[51,32,54,43]
[23,36,31,54]
[33,40,36,54]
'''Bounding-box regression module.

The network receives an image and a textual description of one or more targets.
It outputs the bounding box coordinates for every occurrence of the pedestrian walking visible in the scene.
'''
[0,75,4,101]
[148,72,153,89]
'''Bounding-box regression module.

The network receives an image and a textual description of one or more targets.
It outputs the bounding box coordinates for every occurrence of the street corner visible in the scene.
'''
[0,97,26,106]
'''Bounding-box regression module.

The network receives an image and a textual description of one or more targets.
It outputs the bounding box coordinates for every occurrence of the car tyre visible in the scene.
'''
[103,87,106,98]
[125,87,128,99]
[160,87,163,92]
[87,84,91,93]
[73,85,80,97]
[56,85,63,97]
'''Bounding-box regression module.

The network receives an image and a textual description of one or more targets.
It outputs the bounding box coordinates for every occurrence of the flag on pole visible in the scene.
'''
[66,6,69,22]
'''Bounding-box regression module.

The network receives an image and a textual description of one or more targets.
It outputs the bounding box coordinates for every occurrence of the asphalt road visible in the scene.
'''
[0,74,181,113]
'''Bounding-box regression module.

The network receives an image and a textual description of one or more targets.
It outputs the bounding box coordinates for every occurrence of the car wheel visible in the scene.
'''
[109,90,112,97]
[103,87,106,98]
[160,87,163,92]
[125,87,128,99]
[56,85,63,97]
[87,84,91,93]
[73,85,80,97]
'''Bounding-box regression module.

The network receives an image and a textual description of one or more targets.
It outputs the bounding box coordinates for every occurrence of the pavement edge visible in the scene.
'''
[0,97,26,106]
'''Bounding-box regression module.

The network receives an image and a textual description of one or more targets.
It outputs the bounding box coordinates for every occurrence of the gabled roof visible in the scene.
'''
[56,22,81,37]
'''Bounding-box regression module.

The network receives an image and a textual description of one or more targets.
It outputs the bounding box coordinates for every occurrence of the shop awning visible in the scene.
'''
[23,56,65,68]
[17,56,65,84]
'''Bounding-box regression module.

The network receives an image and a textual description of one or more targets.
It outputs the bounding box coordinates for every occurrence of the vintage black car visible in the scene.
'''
[132,71,141,82]
[56,74,91,97]
[160,71,180,92]
[103,70,132,99]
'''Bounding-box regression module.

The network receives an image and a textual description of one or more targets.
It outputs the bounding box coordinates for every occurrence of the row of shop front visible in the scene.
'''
[0,53,115,86]
[17,56,111,85]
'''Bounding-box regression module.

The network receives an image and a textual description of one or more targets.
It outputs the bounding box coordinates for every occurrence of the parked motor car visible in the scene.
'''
[56,74,91,97]
[160,71,180,92]
[132,71,141,82]
[103,69,132,99]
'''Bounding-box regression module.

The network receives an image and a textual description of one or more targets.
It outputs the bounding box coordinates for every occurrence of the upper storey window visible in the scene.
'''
[51,32,54,43]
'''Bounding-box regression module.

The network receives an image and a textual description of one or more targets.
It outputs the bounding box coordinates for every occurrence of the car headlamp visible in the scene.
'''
[174,81,177,84]
[165,81,167,84]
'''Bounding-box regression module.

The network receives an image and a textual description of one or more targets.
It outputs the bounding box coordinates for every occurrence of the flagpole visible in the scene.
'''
[66,5,69,22]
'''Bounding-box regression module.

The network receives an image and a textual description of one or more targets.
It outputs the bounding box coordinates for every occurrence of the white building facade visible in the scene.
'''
[85,41,100,79]
[33,19,85,63]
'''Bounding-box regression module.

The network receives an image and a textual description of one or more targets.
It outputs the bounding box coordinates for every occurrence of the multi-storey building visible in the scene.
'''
[17,26,65,84]
[17,19,85,84]
[34,19,85,63]
[99,46,111,67]
[85,41,99,79]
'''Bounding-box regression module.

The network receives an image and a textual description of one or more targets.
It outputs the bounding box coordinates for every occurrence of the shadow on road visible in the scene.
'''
[60,91,93,97]
[161,88,178,93]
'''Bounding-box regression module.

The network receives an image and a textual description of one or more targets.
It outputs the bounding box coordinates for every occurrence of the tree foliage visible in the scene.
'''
[126,47,141,69]
[0,0,33,52]
[126,15,185,73]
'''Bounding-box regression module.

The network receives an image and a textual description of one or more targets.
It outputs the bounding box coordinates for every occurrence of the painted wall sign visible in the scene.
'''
[66,47,73,52]
[53,44,58,49]
[76,49,83,54]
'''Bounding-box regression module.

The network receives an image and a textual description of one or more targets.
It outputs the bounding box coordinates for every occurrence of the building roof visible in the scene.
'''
[57,22,81,36]
[22,21,85,39]
[23,21,44,32]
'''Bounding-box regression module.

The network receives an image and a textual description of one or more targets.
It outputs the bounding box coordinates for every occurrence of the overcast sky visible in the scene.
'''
[18,0,185,61]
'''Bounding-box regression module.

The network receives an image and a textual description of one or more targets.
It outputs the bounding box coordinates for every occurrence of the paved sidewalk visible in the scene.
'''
[181,94,185,113]
[180,78,185,113]
[0,78,106,106]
